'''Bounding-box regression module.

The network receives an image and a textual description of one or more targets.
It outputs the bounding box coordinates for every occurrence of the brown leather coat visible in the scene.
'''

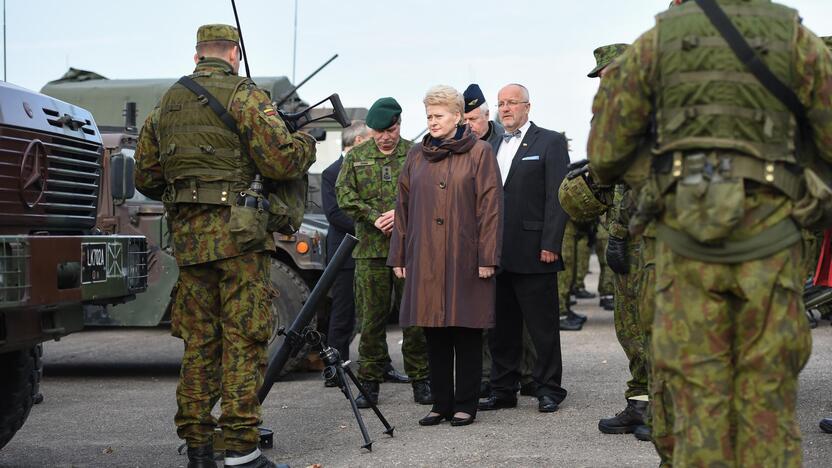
[388,126,503,329]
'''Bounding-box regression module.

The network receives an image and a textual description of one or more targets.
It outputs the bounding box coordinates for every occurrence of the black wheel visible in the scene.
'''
[268,259,313,377]
[0,346,41,450]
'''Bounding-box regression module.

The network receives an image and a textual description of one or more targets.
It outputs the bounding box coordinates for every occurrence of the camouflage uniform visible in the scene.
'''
[336,138,429,383]
[588,2,831,465]
[135,53,315,452]
[595,217,615,297]
[575,225,590,291]
[608,187,649,399]
[557,220,578,315]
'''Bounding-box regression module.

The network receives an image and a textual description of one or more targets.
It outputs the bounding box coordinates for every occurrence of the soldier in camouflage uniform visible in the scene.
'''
[134,24,316,468]
[558,220,588,331]
[595,215,616,309]
[588,1,832,465]
[336,97,431,408]
[818,34,832,437]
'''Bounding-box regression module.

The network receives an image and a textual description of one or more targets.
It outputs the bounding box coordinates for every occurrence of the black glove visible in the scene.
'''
[606,235,629,275]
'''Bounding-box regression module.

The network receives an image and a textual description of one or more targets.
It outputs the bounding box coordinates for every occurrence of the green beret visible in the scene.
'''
[822,36,832,51]
[587,43,629,78]
[197,24,240,45]
[366,97,402,130]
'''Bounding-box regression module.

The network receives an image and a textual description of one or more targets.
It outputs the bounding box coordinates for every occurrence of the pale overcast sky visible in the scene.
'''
[3,0,831,160]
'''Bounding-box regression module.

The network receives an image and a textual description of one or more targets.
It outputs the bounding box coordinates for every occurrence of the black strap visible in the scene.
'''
[176,76,240,134]
[694,0,808,129]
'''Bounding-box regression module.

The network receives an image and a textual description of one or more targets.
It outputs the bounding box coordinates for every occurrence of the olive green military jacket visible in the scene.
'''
[336,138,412,259]
[587,4,832,260]
[134,58,316,266]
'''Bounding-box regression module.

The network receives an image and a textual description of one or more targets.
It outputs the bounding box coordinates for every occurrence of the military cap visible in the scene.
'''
[587,43,629,78]
[463,84,486,113]
[196,24,240,45]
[366,97,402,130]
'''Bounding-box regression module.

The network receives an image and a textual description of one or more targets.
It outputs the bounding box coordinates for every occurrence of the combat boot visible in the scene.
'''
[355,380,379,408]
[224,447,288,468]
[633,424,652,441]
[186,444,217,468]
[598,399,647,434]
[412,379,433,405]
[573,287,596,299]
[599,295,614,311]
[560,311,583,331]
[820,418,832,434]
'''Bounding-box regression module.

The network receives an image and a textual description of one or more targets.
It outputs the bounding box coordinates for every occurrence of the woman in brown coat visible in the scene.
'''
[388,85,502,426]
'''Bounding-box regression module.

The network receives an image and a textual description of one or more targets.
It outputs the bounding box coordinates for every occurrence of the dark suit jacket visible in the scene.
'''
[497,122,569,274]
[322,156,355,269]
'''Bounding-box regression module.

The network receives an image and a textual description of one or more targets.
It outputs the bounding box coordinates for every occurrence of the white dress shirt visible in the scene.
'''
[495,120,531,186]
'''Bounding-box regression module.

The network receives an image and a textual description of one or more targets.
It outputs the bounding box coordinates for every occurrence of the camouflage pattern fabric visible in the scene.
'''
[652,241,810,467]
[171,252,273,451]
[575,229,590,291]
[336,138,412,259]
[354,258,428,382]
[612,236,648,399]
[557,220,578,315]
[135,58,316,266]
[595,218,615,296]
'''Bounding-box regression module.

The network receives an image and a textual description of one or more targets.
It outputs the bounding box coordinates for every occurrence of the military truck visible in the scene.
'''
[40,70,366,373]
[0,81,149,450]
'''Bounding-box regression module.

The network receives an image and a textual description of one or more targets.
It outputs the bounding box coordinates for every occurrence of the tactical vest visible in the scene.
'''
[653,0,802,199]
[157,63,255,205]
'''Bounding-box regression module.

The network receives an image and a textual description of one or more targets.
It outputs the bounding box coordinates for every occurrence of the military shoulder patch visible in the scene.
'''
[263,107,277,117]
[353,161,375,167]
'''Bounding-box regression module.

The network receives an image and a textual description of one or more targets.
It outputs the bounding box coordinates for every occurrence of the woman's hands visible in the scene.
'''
[478,267,495,279]
[393,267,406,279]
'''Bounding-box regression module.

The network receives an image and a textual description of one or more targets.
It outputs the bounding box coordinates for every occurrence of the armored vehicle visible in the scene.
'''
[0,81,149,450]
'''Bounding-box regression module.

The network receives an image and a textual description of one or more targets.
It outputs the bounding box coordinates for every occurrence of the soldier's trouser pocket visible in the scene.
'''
[675,175,744,244]
[228,204,268,252]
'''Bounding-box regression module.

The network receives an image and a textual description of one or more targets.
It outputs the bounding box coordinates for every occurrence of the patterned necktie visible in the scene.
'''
[502,129,521,143]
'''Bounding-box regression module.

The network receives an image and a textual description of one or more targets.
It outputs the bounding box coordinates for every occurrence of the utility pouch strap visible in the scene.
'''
[177,76,240,134]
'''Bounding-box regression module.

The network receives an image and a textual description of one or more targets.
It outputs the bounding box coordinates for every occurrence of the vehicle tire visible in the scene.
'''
[268,259,314,377]
[0,346,40,450]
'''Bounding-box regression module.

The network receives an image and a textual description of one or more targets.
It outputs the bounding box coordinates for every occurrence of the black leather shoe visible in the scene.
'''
[568,309,587,324]
[633,424,652,441]
[412,379,433,405]
[418,412,448,426]
[478,394,517,411]
[450,414,475,426]
[224,448,284,468]
[560,314,583,331]
[600,296,614,311]
[519,381,537,396]
[383,364,411,384]
[821,418,832,434]
[573,287,597,299]
[598,399,648,434]
[187,445,217,468]
[538,395,560,412]
[355,380,379,409]
[479,380,492,398]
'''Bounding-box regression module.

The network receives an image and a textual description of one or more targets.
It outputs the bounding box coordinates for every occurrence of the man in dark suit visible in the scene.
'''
[322,120,409,387]
[479,83,570,413]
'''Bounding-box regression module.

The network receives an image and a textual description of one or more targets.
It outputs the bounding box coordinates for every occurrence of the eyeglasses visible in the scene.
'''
[497,100,529,108]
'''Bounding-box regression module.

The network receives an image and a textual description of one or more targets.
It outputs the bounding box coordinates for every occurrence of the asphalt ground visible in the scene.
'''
[1,257,831,467]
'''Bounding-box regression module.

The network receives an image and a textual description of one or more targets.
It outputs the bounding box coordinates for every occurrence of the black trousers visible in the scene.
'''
[326,268,356,362]
[490,271,567,402]
[423,326,483,417]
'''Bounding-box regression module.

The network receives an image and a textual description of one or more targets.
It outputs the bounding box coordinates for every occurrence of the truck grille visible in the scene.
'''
[43,140,101,220]
[0,238,30,305]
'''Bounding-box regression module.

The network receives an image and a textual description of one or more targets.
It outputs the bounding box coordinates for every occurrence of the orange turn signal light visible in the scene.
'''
[296,241,310,254]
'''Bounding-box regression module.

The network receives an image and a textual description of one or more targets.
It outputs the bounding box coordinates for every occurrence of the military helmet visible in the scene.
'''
[558,160,613,223]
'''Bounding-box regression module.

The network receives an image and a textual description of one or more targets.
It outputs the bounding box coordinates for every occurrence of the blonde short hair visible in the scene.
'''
[423,85,464,122]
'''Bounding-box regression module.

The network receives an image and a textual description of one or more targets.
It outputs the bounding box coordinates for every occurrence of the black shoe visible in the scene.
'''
[600,296,614,311]
[560,314,583,331]
[568,309,587,324]
[355,380,379,409]
[418,412,449,426]
[187,445,217,468]
[450,414,476,426]
[383,364,411,384]
[573,287,597,299]
[598,399,648,434]
[633,424,652,441]
[478,394,518,411]
[538,395,560,413]
[412,379,433,405]
[324,375,338,388]
[479,381,492,398]
[821,418,832,434]
[224,448,284,468]
[519,381,537,397]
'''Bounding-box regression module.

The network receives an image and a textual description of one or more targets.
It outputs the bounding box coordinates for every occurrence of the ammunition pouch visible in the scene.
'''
[228,189,269,252]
